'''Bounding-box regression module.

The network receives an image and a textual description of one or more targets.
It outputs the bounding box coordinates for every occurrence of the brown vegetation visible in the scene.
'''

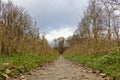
[65,0,120,55]
[0,0,57,56]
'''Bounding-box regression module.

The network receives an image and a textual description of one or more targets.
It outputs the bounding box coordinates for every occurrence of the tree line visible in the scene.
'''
[65,0,120,55]
[0,0,56,56]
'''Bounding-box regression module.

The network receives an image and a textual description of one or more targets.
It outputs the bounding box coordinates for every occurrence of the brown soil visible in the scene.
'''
[11,56,113,80]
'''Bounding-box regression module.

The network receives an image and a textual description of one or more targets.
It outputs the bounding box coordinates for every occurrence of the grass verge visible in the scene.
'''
[64,53,120,80]
[0,54,58,79]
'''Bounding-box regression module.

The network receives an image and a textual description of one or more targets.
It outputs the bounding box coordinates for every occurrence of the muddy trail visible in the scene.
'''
[12,56,113,80]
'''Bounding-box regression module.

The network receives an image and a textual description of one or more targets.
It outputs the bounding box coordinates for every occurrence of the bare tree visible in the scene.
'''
[0,0,56,55]
[100,0,120,41]
[65,0,120,55]
[53,37,65,54]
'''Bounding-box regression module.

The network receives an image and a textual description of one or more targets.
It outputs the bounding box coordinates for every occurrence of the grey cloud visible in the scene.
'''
[10,0,88,32]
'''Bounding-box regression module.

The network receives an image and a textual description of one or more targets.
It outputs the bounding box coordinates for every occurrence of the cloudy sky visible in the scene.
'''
[4,0,88,42]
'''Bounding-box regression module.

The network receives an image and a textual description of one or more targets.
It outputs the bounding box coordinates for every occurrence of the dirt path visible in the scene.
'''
[12,56,113,80]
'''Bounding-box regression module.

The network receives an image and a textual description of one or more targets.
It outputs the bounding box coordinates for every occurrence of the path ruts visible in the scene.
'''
[12,56,113,80]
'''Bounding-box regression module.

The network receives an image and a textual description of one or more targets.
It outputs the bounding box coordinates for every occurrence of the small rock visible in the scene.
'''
[3,63,9,66]
[32,69,36,72]
[20,75,27,80]
[5,68,11,74]
[3,73,9,79]
[21,75,25,78]
[99,73,106,78]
